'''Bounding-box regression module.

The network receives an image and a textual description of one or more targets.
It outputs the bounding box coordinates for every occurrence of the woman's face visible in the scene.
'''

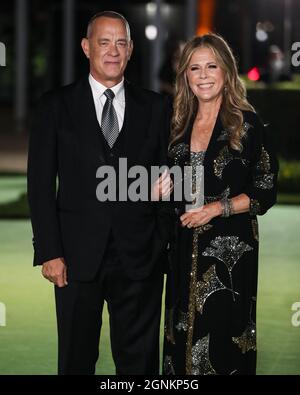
[186,47,225,103]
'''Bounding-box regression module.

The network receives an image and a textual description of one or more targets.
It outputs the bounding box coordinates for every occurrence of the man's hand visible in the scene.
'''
[42,257,68,288]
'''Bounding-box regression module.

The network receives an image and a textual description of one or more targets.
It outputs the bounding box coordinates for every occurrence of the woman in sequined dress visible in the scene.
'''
[163,34,278,375]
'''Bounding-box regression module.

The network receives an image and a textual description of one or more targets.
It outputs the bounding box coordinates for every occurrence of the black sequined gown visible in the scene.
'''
[163,111,278,375]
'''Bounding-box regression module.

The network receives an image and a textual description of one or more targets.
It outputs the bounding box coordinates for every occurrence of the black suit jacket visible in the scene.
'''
[27,77,173,281]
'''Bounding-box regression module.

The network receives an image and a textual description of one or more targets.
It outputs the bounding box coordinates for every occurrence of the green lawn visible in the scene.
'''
[0,205,299,375]
[0,176,27,204]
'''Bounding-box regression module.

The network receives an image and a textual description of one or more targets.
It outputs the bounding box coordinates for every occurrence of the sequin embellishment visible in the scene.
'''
[216,122,252,143]
[256,146,271,172]
[253,173,274,190]
[202,236,253,300]
[217,129,231,142]
[191,334,217,375]
[243,122,253,133]
[249,199,261,215]
[213,146,248,179]
[232,322,256,354]
[195,264,235,314]
[175,310,188,332]
[168,143,189,165]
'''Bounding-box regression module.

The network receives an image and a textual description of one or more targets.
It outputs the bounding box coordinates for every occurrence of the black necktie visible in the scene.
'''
[101,89,119,148]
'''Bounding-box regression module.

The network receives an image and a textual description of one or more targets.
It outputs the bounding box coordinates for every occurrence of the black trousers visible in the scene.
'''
[54,243,164,375]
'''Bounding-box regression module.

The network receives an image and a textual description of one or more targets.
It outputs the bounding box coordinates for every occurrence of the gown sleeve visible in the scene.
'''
[243,113,279,216]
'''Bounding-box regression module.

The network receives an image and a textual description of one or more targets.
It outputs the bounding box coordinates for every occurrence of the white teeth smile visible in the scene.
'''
[198,83,214,88]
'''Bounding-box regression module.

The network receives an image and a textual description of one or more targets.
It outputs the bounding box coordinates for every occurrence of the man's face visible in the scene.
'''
[81,17,133,86]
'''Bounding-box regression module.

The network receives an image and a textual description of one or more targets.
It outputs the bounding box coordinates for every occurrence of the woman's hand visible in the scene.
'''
[151,169,173,201]
[180,201,222,228]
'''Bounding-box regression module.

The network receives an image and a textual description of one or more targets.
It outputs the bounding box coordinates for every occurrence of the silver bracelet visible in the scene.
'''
[220,198,233,218]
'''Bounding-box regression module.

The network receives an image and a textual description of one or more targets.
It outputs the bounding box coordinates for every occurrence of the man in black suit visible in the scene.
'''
[27,11,172,375]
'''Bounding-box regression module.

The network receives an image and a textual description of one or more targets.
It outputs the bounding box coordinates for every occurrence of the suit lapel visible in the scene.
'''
[70,77,106,166]
[122,80,150,165]
[202,112,222,168]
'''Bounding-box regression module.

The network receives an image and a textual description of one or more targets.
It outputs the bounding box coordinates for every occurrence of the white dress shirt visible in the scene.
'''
[88,73,125,131]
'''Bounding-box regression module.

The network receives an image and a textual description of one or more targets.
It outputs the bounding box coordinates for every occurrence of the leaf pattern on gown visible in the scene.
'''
[216,122,253,142]
[202,236,253,301]
[253,145,274,189]
[203,236,253,272]
[191,334,217,375]
[253,173,274,190]
[213,146,248,179]
[232,322,256,354]
[195,264,237,314]
[256,146,271,172]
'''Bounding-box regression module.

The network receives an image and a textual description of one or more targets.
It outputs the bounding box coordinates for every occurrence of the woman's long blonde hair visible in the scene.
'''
[170,33,255,151]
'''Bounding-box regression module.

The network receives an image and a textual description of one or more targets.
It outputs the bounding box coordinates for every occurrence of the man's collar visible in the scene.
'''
[89,74,125,100]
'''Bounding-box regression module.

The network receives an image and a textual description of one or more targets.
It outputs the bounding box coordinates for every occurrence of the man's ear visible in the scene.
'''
[81,38,90,59]
[128,40,133,60]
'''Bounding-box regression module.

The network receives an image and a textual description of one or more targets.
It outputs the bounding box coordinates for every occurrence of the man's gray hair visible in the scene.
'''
[86,11,131,41]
